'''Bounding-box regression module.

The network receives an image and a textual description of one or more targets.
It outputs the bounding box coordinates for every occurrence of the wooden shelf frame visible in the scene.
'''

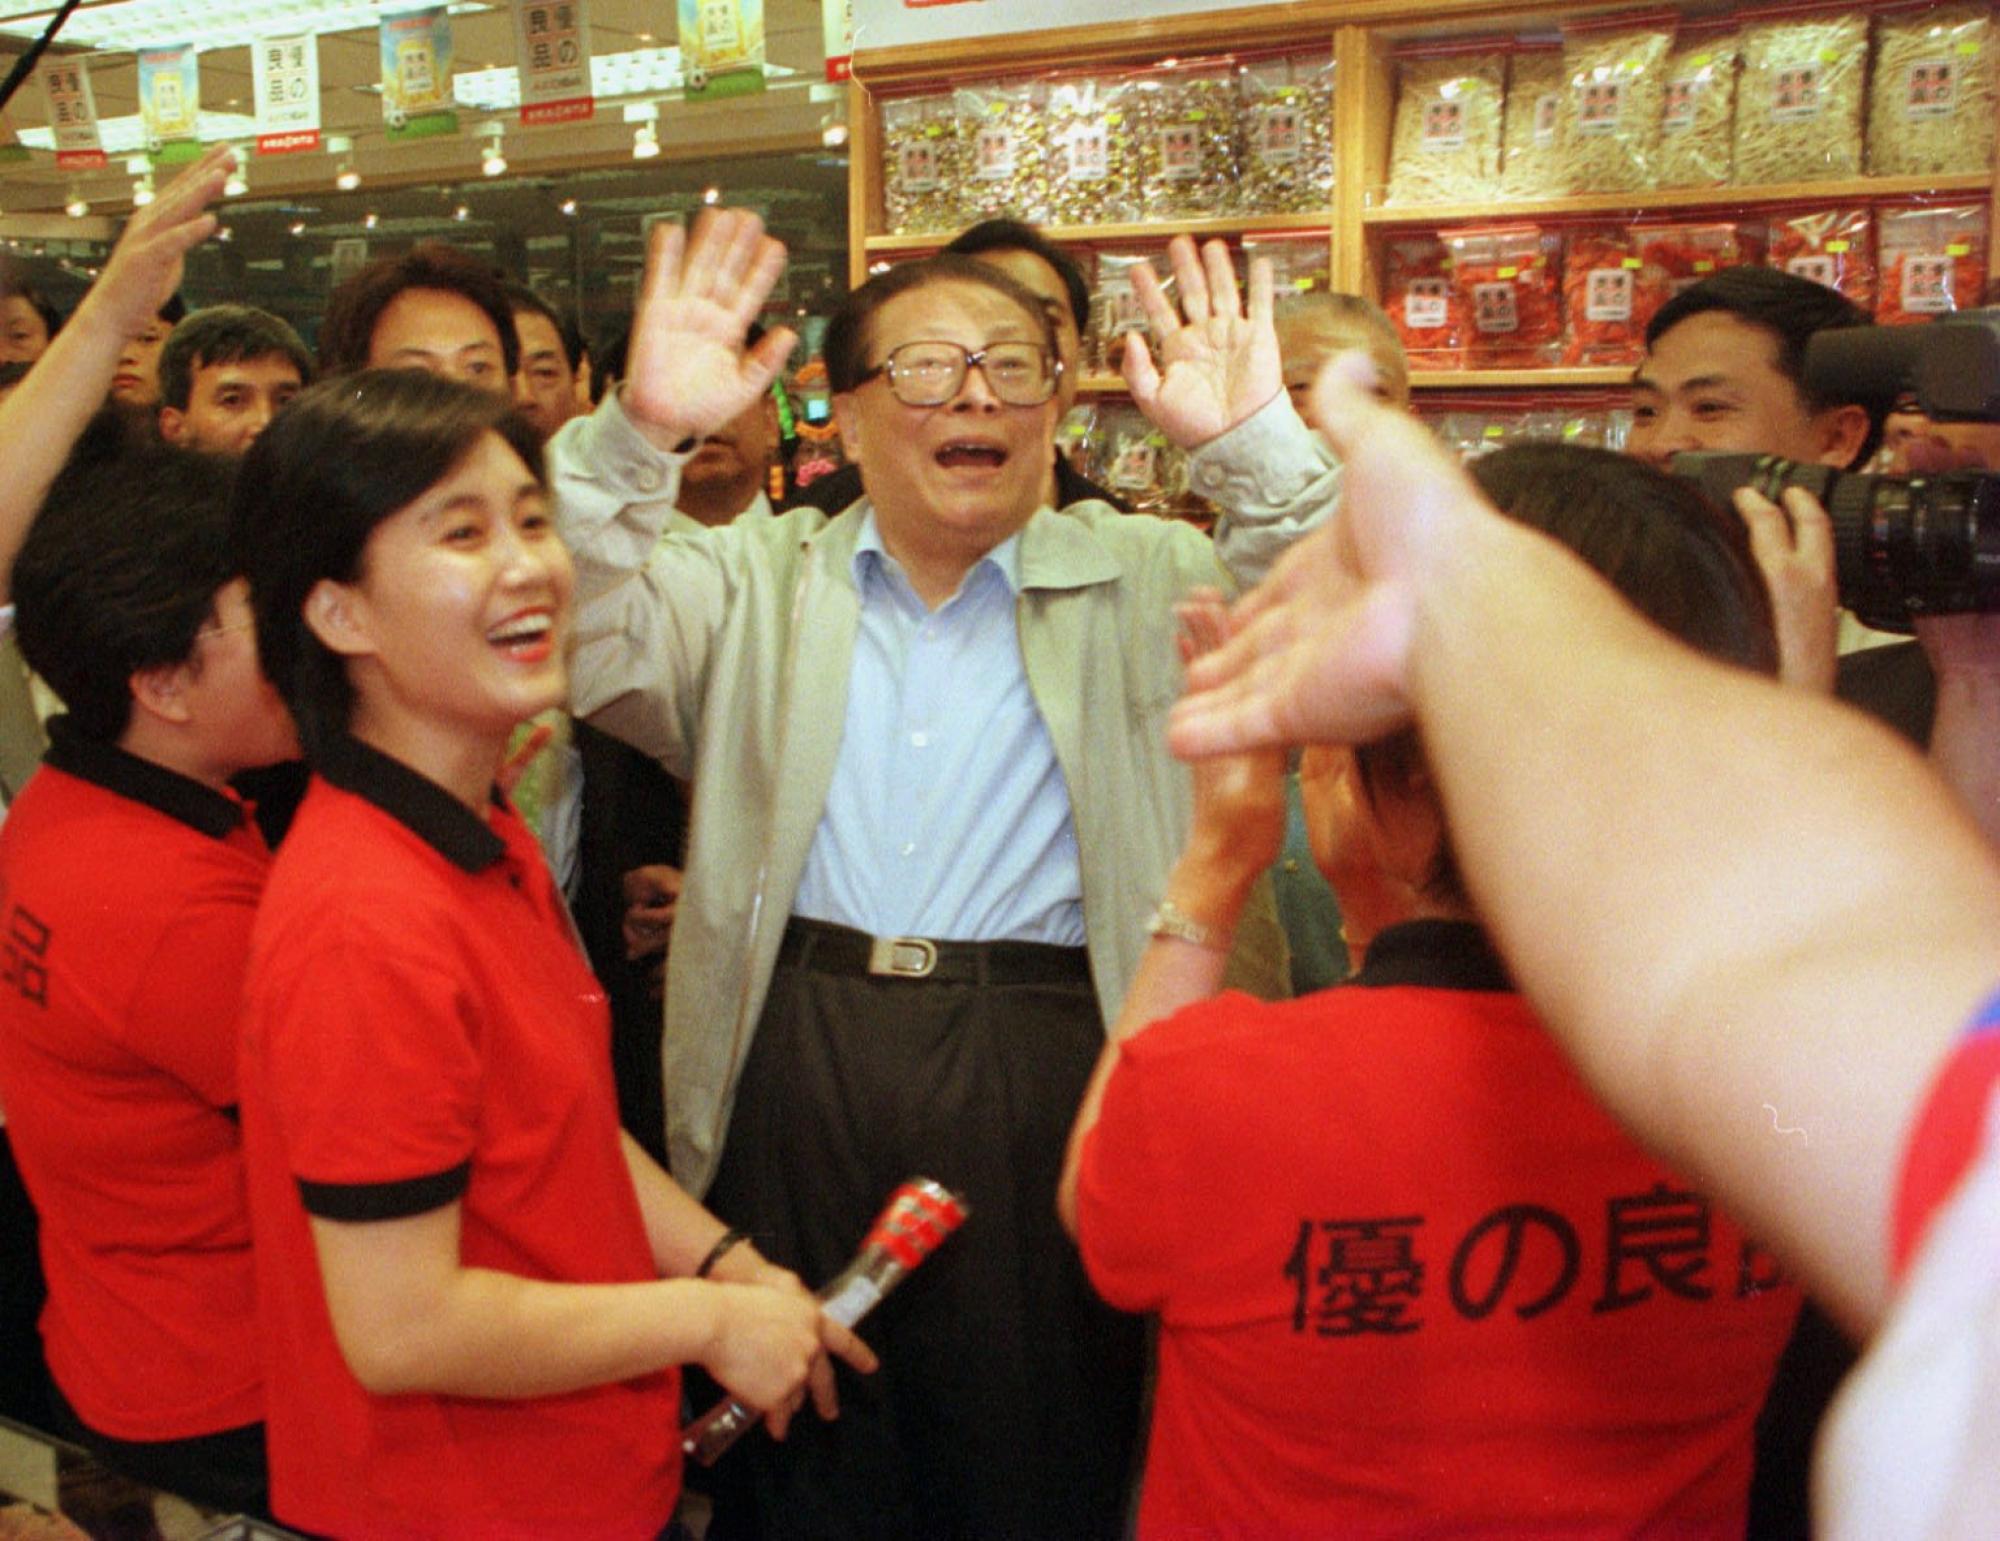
[864,212,1333,257]
[1362,173,1998,226]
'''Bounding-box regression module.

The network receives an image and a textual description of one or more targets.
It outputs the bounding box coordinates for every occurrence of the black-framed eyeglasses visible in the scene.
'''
[858,340,1061,407]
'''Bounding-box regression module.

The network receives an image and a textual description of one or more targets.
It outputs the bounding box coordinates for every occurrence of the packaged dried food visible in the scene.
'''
[1499,44,1568,200]
[1447,224,1563,368]
[1091,401,1188,513]
[1735,2,1868,184]
[1877,203,1988,324]
[1239,52,1335,215]
[1088,250,1169,375]
[1765,206,1877,309]
[1656,20,1739,187]
[1128,60,1243,221]
[1045,75,1137,226]
[1559,11,1676,193]
[1868,1,1997,177]
[1562,226,1670,366]
[1381,234,1463,367]
[880,93,964,236]
[1634,219,1760,295]
[1426,397,1535,459]
[1385,39,1506,205]
[955,78,1049,225]
[1243,233,1333,301]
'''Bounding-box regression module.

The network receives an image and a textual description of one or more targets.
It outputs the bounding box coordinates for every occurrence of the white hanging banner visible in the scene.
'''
[40,57,106,171]
[822,0,852,81]
[513,0,594,125]
[136,42,201,160]
[253,33,323,155]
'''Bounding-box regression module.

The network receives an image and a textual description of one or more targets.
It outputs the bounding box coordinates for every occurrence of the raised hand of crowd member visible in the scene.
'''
[619,210,795,452]
[1734,482,1839,693]
[1122,236,1283,448]
[0,145,231,600]
[1057,594,1285,1232]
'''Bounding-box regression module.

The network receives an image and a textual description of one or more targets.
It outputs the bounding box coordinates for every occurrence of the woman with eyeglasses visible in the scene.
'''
[230,367,873,1541]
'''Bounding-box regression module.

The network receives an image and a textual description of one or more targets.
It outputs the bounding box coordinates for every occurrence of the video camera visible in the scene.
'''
[1672,308,2000,633]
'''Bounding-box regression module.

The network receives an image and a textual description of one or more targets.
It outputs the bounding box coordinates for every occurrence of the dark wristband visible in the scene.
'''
[695,1227,750,1279]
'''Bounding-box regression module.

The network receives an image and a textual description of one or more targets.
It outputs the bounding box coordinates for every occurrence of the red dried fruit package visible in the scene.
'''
[1765,206,1876,310]
[1876,204,1989,326]
[1382,234,1464,366]
[1634,220,1759,295]
[1447,224,1562,367]
[1562,226,1670,365]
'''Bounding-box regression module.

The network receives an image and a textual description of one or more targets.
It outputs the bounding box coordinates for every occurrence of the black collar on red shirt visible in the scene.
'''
[43,715,245,840]
[1353,918,1513,993]
[317,734,505,873]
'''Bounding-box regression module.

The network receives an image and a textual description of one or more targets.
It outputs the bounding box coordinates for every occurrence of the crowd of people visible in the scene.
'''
[0,142,1996,1541]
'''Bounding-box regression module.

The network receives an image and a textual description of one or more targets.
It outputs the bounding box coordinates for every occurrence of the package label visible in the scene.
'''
[1575,77,1624,136]
[1584,267,1634,322]
[973,124,1015,180]
[1771,64,1823,120]
[1473,281,1520,335]
[1404,276,1450,330]
[1900,254,1956,313]
[1159,123,1201,180]
[1066,119,1110,181]
[1422,97,1466,151]
[1904,57,1957,119]
[1110,440,1158,491]
[1532,91,1560,146]
[1662,75,1702,132]
[1254,103,1303,164]
[896,138,940,191]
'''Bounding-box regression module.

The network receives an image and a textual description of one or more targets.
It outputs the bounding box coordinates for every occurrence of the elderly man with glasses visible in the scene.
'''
[553,214,1340,1541]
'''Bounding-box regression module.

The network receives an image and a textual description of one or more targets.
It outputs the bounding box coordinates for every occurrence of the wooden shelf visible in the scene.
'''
[1363,172,1996,226]
[1410,367,1633,389]
[1077,373,1129,393]
[865,211,1333,254]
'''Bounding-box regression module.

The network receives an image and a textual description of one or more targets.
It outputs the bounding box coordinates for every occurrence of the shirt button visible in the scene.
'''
[910,731,929,748]
[634,464,663,494]
[901,842,916,857]
[1198,465,1226,493]
[1283,858,1299,873]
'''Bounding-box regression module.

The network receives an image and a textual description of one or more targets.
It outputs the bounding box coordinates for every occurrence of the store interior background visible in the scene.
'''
[0,0,852,363]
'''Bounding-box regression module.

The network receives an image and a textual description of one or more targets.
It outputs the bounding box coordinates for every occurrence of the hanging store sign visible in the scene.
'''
[679,0,765,101]
[40,57,106,171]
[823,0,852,81]
[253,33,322,155]
[380,7,459,142]
[513,0,594,125]
[137,43,202,163]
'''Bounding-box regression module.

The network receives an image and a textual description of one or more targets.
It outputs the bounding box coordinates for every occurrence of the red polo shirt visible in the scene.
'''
[1892,986,2000,1277]
[0,719,266,1440]
[1077,920,1799,1540]
[238,737,678,1541]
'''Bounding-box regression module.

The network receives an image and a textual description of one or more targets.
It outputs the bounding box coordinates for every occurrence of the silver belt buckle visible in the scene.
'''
[869,935,938,979]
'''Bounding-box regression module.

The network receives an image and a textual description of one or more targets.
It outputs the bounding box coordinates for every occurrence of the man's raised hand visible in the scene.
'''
[1121,235,1283,450]
[622,209,796,450]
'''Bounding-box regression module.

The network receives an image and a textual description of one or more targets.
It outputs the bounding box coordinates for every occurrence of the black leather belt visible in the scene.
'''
[779,917,1091,987]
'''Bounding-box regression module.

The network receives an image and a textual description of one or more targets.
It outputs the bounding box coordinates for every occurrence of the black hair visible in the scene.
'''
[233,370,544,763]
[14,438,239,742]
[1644,266,1882,469]
[589,314,630,404]
[0,281,62,347]
[0,361,30,392]
[1354,443,1778,908]
[502,281,583,372]
[317,241,521,379]
[943,218,1091,335]
[158,293,187,326]
[822,254,1055,394]
[158,305,314,412]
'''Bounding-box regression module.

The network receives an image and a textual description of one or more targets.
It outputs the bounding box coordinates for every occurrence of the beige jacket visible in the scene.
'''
[553,391,1341,1196]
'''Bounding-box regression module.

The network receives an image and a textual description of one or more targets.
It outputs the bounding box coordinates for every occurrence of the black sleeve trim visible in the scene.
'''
[298,1162,471,1221]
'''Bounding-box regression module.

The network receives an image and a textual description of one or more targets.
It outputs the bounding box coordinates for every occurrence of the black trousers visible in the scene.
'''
[49,1382,270,1520]
[0,1129,52,1431]
[702,922,1146,1541]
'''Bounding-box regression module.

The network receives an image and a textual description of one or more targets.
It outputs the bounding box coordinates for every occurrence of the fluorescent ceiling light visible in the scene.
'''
[18,110,257,155]
[0,1,496,54]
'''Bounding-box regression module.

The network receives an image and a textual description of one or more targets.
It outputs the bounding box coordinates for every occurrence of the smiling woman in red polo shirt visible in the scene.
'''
[231,365,872,1541]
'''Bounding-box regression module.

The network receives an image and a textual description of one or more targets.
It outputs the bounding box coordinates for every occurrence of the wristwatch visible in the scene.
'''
[1146,899,1230,950]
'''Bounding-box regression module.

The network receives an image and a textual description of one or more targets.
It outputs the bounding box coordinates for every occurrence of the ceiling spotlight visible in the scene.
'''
[224,162,247,197]
[631,122,659,160]
[217,226,234,243]
[820,114,848,149]
[289,220,306,236]
[64,192,88,219]
[363,210,379,230]
[131,176,155,208]
[480,124,507,177]
[454,204,471,221]
[559,197,579,216]
[702,186,720,205]
[335,163,361,191]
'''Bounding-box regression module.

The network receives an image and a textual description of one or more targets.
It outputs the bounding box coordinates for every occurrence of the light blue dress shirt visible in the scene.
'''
[791,512,1086,945]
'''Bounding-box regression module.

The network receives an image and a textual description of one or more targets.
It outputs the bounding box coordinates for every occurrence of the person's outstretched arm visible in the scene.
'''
[1171,359,2000,1334]
[0,145,232,602]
